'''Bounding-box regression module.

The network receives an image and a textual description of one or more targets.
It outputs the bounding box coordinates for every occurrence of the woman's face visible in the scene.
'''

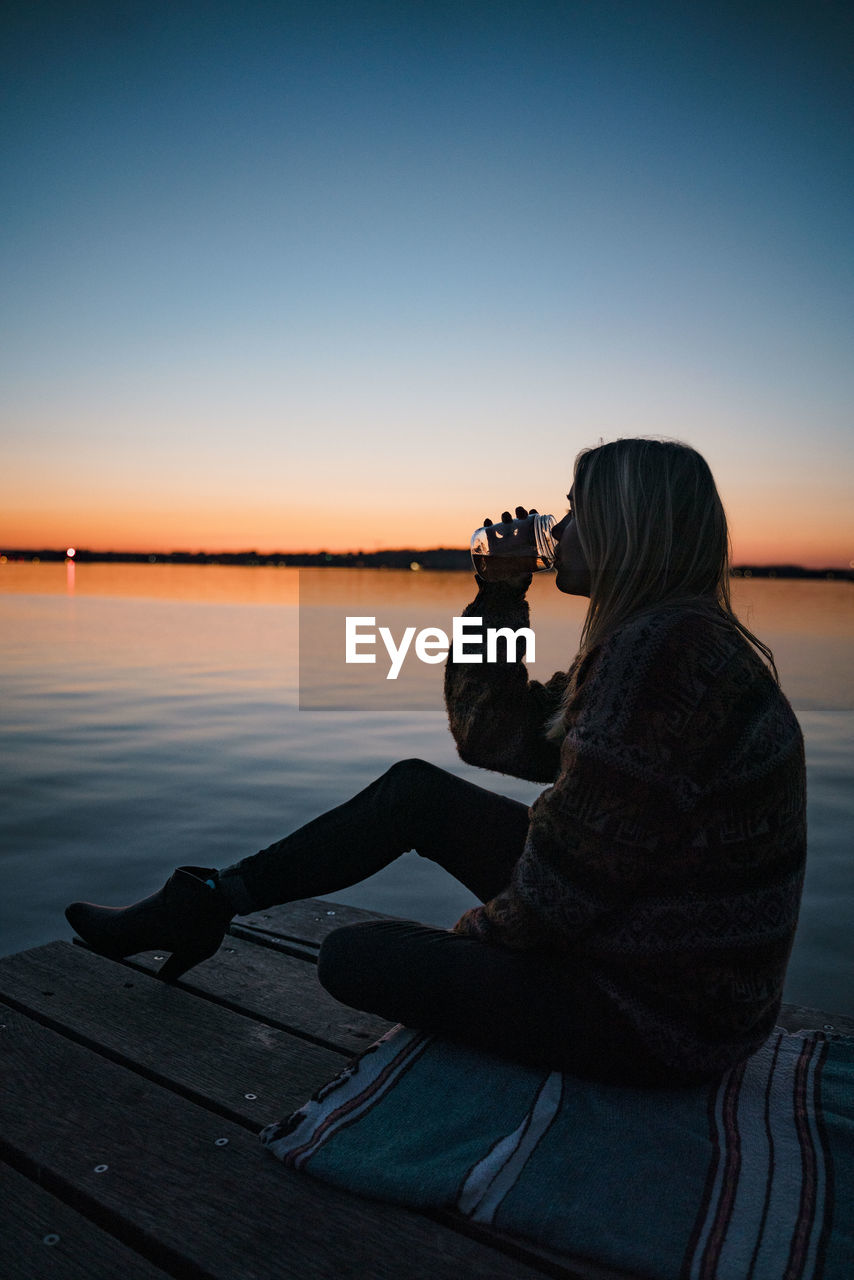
[551,488,591,597]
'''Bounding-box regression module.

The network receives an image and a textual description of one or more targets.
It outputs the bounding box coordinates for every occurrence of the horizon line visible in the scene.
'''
[1,546,852,580]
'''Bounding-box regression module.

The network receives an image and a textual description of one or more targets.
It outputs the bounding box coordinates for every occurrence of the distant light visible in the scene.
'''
[410,561,422,571]
[66,547,76,559]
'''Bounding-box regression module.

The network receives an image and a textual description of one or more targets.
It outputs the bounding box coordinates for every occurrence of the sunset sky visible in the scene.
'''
[2,1,852,566]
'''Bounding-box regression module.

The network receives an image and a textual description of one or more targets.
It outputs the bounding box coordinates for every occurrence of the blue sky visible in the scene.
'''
[2,1,852,562]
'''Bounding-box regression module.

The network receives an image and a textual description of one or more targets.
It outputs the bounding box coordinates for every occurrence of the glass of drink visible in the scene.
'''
[470,512,557,582]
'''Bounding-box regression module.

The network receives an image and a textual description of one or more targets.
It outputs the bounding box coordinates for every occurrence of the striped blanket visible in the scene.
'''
[261,1024,854,1280]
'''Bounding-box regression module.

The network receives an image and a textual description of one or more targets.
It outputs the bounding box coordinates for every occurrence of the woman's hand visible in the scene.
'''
[481,505,538,533]
[475,505,537,591]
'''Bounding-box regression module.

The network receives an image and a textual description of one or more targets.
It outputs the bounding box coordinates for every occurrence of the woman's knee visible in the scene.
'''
[317,918,438,1016]
[317,922,384,1007]
[374,759,448,840]
[380,757,440,793]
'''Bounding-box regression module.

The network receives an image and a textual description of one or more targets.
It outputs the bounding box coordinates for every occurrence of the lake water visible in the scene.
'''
[1,561,851,1016]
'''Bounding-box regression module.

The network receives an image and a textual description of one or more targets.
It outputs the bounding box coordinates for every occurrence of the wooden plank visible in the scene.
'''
[6,942,635,1280]
[775,1003,854,1036]
[120,935,393,1053]
[1,1160,172,1280]
[233,898,401,949]
[0,943,347,1128]
[0,1002,553,1280]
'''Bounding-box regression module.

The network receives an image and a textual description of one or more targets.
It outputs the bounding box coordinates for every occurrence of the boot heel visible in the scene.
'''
[157,943,216,983]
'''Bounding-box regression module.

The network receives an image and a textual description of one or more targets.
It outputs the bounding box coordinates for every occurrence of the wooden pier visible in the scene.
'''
[2,900,852,1280]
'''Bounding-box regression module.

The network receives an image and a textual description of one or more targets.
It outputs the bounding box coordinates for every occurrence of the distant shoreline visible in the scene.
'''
[1,548,851,581]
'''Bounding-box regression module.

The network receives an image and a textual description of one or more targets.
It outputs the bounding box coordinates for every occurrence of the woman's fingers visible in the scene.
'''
[483,506,536,526]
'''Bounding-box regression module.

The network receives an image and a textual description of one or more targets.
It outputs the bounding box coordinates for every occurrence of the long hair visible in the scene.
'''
[547,438,777,737]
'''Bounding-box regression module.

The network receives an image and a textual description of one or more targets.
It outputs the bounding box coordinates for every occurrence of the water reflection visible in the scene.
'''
[0,560,299,604]
[2,561,851,709]
[298,568,852,712]
[0,564,851,1011]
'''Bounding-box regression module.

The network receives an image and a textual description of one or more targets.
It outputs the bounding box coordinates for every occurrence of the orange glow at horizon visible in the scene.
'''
[1,524,850,570]
[2,486,851,569]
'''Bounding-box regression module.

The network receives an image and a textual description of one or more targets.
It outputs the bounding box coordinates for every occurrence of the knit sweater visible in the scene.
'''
[444,580,807,1079]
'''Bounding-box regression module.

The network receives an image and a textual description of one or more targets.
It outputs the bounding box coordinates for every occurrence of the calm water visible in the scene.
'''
[1,562,852,1015]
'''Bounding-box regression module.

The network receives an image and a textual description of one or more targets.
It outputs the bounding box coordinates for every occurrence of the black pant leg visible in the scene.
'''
[317,919,673,1085]
[227,758,532,911]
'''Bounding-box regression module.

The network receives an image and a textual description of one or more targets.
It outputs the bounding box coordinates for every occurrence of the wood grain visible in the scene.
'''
[122,932,393,1052]
[0,942,347,1128]
[0,1160,172,1280]
[0,1001,551,1280]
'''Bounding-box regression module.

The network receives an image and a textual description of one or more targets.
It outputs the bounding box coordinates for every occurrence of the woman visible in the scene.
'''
[66,438,807,1086]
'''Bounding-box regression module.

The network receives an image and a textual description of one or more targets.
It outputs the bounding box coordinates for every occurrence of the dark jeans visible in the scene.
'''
[227,758,669,1084]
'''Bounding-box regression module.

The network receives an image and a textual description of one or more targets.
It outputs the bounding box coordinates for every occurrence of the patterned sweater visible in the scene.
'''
[444,580,807,1079]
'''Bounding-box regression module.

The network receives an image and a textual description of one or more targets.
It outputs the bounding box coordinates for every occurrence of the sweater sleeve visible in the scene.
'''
[443,578,568,784]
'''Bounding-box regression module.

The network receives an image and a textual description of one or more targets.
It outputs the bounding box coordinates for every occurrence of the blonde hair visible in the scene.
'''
[547,438,777,737]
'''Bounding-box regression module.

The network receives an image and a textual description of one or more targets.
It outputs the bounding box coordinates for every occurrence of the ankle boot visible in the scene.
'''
[65,866,234,982]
